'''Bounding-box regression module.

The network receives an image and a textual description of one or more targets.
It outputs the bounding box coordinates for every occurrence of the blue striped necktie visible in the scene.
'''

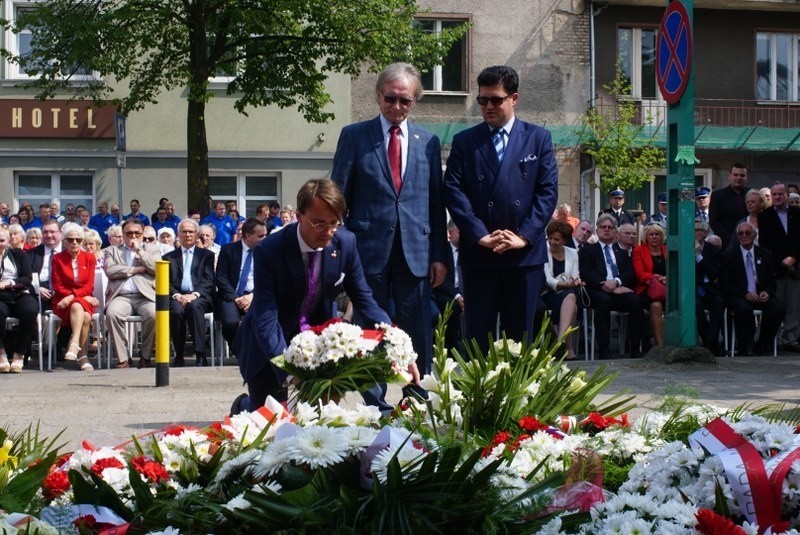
[491,128,505,162]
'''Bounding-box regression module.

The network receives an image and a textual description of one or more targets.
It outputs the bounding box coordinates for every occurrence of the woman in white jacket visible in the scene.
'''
[542,220,584,359]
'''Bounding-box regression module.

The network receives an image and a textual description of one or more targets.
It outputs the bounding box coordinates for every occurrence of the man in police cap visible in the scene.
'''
[601,188,637,226]
[647,193,667,226]
[695,186,711,223]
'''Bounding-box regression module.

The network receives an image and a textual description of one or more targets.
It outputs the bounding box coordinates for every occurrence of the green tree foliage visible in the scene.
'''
[1,0,465,211]
[576,70,666,195]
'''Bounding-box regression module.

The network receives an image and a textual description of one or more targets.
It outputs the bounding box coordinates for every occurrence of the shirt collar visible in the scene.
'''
[182,246,196,255]
[487,115,516,135]
[379,114,408,138]
[295,224,323,254]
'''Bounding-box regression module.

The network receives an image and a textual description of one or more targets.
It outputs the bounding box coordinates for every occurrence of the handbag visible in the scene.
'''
[646,277,666,302]
[578,285,592,308]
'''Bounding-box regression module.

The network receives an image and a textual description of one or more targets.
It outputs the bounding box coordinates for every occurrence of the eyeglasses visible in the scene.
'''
[737,231,754,236]
[66,237,83,243]
[300,213,341,233]
[143,237,155,242]
[382,94,414,107]
[125,231,143,237]
[597,225,616,230]
[476,94,512,106]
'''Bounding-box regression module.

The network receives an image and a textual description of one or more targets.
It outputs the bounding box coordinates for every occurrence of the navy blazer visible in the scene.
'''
[579,241,637,291]
[331,116,448,277]
[443,119,558,269]
[215,241,245,302]
[757,205,800,279]
[234,223,390,384]
[163,246,215,300]
[720,245,778,299]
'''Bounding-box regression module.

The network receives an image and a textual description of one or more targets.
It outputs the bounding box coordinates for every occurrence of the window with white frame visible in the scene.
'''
[16,172,94,213]
[617,27,658,100]
[756,32,799,101]
[3,0,96,81]
[415,18,468,93]
[209,174,279,218]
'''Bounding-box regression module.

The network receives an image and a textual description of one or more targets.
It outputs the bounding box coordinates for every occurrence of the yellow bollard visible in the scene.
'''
[155,260,170,386]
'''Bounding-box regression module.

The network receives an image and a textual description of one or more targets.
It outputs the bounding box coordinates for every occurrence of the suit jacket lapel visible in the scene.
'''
[369,117,397,194]
[477,125,500,176]
[283,228,306,307]
[489,122,531,200]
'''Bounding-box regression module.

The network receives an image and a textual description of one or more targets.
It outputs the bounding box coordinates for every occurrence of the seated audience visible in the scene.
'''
[578,214,644,359]
[0,228,38,373]
[569,219,594,251]
[24,228,42,251]
[82,229,104,270]
[542,220,583,359]
[104,219,161,369]
[742,189,767,244]
[632,223,667,349]
[720,221,785,355]
[106,225,124,248]
[197,224,222,263]
[553,202,580,230]
[51,223,98,371]
[157,227,176,254]
[7,225,25,251]
[215,218,267,353]
[615,223,637,257]
[694,219,726,356]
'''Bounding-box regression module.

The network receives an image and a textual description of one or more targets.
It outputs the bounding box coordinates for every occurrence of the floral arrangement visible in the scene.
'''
[272,319,417,403]
[3,316,800,534]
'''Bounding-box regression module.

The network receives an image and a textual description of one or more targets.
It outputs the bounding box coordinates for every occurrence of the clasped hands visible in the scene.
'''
[479,229,527,254]
[745,291,771,304]
[56,294,99,310]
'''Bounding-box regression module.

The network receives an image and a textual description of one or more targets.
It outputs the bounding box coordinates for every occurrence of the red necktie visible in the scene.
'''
[388,125,402,193]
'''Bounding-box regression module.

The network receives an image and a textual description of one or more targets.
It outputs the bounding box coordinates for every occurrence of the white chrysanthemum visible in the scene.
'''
[175,482,203,499]
[375,324,417,368]
[214,449,261,484]
[285,426,350,469]
[316,323,364,364]
[370,443,427,484]
[294,402,320,426]
[251,439,293,479]
[284,330,321,369]
[341,426,380,456]
[223,492,251,512]
[101,467,131,493]
[161,451,186,473]
[147,527,182,535]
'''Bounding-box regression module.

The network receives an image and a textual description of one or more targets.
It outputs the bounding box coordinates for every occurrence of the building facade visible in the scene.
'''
[0,0,350,219]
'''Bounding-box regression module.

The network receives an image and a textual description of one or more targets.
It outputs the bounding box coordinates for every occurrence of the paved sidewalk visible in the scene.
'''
[5,354,800,450]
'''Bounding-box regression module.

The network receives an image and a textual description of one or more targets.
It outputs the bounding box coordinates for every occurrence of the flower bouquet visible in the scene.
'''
[271,319,417,403]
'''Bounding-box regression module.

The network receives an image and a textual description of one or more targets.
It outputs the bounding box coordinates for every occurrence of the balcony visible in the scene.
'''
[591,98,800,151]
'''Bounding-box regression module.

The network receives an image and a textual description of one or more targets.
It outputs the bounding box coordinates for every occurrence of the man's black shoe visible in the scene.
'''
[230,393,249,416]
[630,352,644,359]
[172,357,185,367]
[196,355,209,367]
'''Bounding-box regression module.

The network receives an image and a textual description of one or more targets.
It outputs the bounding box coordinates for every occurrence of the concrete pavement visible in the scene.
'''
[4,353,800,451]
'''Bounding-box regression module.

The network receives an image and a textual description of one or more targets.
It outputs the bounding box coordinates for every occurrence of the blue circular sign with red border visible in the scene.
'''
[656,1,693,104]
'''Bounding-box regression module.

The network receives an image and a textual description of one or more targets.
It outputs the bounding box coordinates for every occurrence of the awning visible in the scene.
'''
[419,122,800,152]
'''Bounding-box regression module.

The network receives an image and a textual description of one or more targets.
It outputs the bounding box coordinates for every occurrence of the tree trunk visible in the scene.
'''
[186,0,210,217]
[187,99,210,216]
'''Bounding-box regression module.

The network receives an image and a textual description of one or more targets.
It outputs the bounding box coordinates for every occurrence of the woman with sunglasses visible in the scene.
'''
[0,228,38,373]
[142,226,158,247]
[51,223,98,371]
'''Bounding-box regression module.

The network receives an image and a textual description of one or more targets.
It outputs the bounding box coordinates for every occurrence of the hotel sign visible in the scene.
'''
[0,99,116,139]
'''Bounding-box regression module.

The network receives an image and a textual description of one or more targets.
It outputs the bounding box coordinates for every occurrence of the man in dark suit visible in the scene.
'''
[694,219,726,356]
[163,219,215,367]
[331,62,448,376]
[757,181,800,351]
[432,219,463,350]
[601,189,637,226]
[215,217,267,353]
[720,220,785,356]
[444,65,558,349]
[231,179,415,414]
[578,214,644,359]
[709,162,748,249]
[27,219,70,358]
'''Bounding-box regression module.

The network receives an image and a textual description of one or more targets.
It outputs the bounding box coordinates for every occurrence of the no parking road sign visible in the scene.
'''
[656,1,692,104]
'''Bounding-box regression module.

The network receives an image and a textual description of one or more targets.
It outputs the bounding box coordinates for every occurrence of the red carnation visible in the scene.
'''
[519,416,546,432]
[694,508,746,535]
[91,456,125,475]
[42,470,70,501]
[491,431,511,446]
[131,455,169,483]
[163,424,190,436]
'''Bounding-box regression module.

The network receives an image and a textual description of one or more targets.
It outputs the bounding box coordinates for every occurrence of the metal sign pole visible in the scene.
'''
[659,0,696,347]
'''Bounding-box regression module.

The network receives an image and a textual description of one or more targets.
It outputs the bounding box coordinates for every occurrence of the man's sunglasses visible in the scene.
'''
[382,95,414,107]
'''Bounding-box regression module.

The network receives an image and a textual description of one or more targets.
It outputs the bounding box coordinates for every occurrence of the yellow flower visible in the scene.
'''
[0,439,18,469]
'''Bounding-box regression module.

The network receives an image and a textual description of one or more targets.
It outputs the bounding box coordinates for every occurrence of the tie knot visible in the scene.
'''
[492,128,503,138]
[390,125,400,135]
